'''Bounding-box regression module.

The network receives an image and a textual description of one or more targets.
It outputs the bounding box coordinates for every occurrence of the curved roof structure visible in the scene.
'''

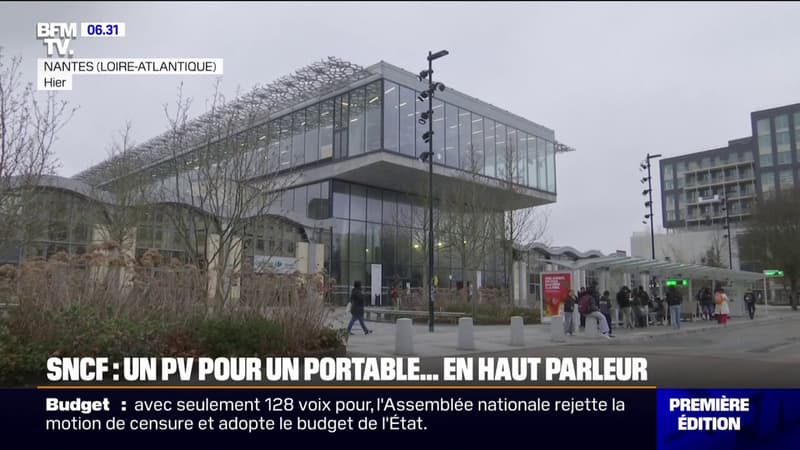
[73,57,372,187]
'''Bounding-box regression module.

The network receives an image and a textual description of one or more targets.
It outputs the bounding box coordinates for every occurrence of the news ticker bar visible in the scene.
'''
[0,387,798,450]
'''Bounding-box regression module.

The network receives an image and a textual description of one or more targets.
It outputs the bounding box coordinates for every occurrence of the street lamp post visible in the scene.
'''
[721,197,733,269]
[641,153,662,260]
[417,49,448,332]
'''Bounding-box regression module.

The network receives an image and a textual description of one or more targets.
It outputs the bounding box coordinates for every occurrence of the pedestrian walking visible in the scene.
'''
[563,289,577,336]
[744,291,756,320]
[347,281,373,335]
[666,286,683,330]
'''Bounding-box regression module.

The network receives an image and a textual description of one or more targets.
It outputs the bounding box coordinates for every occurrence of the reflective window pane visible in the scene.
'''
[382,191,397,225]
[527,135,537,188]
[470,115,484,174]
[432,99,445,163]
[517,130,528,185]
[349,220,366,262]
[332,181,349,218]
[319,100,334,159]
[495,123,507,180]
[366,82,382,151]
[292,110,305,166]
[348,87,366,156]
[546,140,556,192]
[350,184,367,221]
[484,119,496,177]
[367,188,382,223]
[445,103,459,168]
[537,138,547,191]
[399,86,416,156]
[279,116,292,169]
[304,104,319,163]
[459,109,472,171]
[383,81,399,152]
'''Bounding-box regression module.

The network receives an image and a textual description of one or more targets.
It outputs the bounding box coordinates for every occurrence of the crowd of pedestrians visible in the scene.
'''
[562,282,753,339]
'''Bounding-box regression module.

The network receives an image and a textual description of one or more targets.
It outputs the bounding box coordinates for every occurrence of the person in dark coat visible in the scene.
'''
[347,281,372,335]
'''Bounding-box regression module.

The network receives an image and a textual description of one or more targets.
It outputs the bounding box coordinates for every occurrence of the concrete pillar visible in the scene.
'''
[296,242,309,274]
[550,315,565,342]
[457,317,475,350]
[395,318,415,355]
[510,316,524,346]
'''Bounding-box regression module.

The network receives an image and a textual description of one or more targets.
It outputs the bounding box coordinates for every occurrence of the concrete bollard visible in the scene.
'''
[510,316,524,346]
[550,315,565,342]
[457,317,475,350]
[584,316,599,337]
[395,318,415,355]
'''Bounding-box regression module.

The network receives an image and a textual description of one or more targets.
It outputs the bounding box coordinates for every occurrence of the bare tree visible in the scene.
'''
[500,140,550,293]
[94,122,151,252]
[156,81,297,311]
[0,49,75,248]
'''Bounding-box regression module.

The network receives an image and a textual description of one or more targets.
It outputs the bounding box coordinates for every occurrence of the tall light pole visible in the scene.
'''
[641,153,662,260]
[721,197,733,269]
[417,49,448,332]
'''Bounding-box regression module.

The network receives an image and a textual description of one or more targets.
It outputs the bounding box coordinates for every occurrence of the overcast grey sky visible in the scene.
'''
[2,2,799,254]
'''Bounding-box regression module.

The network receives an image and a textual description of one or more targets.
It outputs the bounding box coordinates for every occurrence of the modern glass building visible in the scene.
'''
[660,102,800,231]
[2,58,561,294]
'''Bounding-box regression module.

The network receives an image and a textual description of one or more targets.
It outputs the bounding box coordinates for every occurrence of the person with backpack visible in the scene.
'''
[744,291,756,320]
[666,285,683,330]
[700,287,714,321]
[617,286,633,329]
[347,281,373,335]
[599,290,614,337]
[563,289,577,336]
[581,287,611,339]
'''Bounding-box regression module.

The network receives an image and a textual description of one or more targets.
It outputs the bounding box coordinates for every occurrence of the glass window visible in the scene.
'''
[279,116,292,169]
[470,115,484,174]
[366,223,381,263]
[266,120,281,172]
[757,118,773,168]
[334,94,349,159]
[760,172,775,194]
[665,180,674,190]
[527,135,537,188]
[399,86,415,156]
[517,130,527,185]
[794,112,800,152]
[432,99,444,163]
[332,181,350,219]
[367,188,382,223]
[779,169,794,189]
[495,123,507,180]
[445,103,459,168]
[396,227,411,269]
[666,196,675,210]
[507,127,518,182]
[537,138,547,191]
[304,104,319,163]
[459,109,472,171]
[776,114,791,164]
[293,185,307,219]
[319,100,334,159]
[348,87,366,156]
[484,119,496,178]
[332,219,349,262]
[383,81,399,152]
[546,140,556,193]
[291,110,305,166]
[349,220,366,263]
[365,81,382,151]
[280,188,293,214]
[350,184,367,221]
[381,225,396,269]
[397,194,412,227]
[382,191,397,225]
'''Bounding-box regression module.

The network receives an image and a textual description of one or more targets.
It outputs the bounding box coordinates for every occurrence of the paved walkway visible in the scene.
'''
[342,307,798,357]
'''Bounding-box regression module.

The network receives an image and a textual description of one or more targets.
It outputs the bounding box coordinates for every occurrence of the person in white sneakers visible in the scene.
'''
[585,287,612,339]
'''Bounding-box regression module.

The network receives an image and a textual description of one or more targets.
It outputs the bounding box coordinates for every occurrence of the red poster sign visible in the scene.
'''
[541,272,572,319]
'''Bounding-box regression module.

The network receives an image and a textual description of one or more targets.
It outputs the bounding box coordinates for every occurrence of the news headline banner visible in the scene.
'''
[1,388,655,449]
[46,357,648,383]
[35,22,222,90]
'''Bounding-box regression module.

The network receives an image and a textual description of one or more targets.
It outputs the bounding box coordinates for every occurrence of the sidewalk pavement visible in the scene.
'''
[341,307,798,357]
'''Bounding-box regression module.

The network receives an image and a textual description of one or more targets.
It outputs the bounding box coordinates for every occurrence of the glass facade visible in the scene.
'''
[330,180,505,289]
[757,118,773,168]
[775,115,791,165]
